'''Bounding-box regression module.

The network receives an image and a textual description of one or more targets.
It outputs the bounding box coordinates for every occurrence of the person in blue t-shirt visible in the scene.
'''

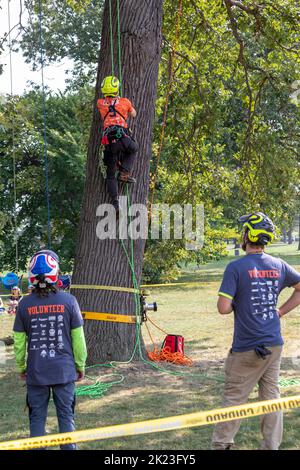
[212,212,300,451]
[13,249,87,450]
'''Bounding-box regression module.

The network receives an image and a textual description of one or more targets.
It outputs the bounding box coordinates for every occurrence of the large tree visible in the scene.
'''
[72,0,164,362]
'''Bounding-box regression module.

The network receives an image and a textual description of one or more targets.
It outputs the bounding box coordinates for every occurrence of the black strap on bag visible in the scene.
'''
[103,99,127,124]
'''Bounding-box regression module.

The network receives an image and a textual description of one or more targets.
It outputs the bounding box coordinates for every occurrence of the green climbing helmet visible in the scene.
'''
[101,76,120,97]
[239,212,275,245]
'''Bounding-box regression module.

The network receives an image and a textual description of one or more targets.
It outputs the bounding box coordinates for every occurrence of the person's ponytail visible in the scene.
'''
[32,275,58,298]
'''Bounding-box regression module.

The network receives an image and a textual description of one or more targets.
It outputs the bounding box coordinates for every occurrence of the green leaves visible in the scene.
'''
[0,89,91,271]
[1,0,300,279]
[66,0,92,13]
[143,0,300,280]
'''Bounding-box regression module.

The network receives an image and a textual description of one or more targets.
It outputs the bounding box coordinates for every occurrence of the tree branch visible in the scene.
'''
[229,0,258,15]
[0,0,25,49]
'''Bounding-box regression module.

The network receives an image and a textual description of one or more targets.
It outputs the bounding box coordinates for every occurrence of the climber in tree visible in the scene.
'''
[97,76,138,212]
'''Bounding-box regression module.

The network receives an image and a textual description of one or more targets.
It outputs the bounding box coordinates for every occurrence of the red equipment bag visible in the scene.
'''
[162,335,184,355]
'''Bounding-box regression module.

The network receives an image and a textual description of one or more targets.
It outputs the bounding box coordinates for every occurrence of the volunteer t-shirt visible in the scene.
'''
[219,253,300,352]
[13,291,83,385]
[97,97,133,129]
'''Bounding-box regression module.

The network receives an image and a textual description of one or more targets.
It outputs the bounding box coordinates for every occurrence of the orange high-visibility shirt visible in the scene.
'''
[97,97,134,129]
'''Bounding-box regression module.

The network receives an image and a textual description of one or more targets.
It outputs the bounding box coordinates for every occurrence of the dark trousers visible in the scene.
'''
[26,382,77,450]
[104,135,138,201]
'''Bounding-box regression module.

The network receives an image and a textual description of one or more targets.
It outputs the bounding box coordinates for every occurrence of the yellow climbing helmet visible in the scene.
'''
[101,76,120,97]
[239,212,275,245]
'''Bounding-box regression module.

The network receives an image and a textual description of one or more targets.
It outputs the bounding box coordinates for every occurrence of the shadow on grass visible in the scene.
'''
[0,356,299,450]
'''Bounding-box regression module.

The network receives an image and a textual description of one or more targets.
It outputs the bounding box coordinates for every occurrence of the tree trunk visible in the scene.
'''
[282,227,287,243]
[71,0,164,363]
[287,227,293,245]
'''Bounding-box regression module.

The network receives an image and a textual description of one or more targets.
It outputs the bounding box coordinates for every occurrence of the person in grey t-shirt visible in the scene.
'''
[212,213,300,450]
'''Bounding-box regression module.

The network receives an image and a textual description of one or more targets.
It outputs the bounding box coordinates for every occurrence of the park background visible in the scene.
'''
[0,0,300,450]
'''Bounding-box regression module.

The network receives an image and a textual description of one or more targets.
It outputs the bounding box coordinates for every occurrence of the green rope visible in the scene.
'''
[108,0,122,91]
[108,0,115,75]
[116,0,122,96]
[7,0,19,274]
[75,373,124,399]
[120,185,225,380]
[279,378,300,388]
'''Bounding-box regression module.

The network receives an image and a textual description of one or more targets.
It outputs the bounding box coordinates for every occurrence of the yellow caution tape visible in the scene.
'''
[0,395,299,450]
[82,311,137,324]
[0,294,28,297]
[70,281,202,294]
[1,280,203,298]
[140,281,201,288]
[71,285,139,294]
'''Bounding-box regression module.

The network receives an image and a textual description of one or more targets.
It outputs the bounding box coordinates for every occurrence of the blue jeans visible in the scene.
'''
[26,382,77,450]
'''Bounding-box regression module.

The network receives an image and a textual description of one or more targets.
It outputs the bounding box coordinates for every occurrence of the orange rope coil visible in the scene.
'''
[147,346,193,366]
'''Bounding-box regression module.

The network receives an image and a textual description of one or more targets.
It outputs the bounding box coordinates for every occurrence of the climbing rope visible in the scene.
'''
[147,347,193,366]
[108,0,115,76]
[38,0,51,248]
[279,378,300,388]
[118,185,221,379]
[116,0,122,96]
[7,0,19,274]
[75,373,124,399]
[76,184,215,399]
[108,0,122,94]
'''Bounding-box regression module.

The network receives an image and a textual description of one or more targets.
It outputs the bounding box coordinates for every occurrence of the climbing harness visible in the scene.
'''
[101,125,128,145]
[102,99,127,128]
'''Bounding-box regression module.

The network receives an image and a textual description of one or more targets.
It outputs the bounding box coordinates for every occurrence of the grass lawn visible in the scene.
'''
[0,243,299,450]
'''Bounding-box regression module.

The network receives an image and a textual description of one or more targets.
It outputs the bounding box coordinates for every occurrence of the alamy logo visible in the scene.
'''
[95,197,204,251]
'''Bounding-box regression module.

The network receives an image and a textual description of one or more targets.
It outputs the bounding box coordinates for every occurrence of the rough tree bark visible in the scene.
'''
[287,227,293,245]
[72,0,164,363]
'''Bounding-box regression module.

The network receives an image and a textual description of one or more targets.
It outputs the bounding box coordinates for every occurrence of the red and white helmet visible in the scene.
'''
[29,250,59,287]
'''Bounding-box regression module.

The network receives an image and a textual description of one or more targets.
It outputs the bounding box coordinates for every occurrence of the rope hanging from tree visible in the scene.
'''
[108,0,122,95]
[7,0,19,274]
[38,0,52,248]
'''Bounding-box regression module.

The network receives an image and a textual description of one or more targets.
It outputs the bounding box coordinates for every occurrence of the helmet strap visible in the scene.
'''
[243,230,265,253]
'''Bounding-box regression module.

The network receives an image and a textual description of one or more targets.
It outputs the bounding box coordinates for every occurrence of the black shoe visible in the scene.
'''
[112,199,120,219]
